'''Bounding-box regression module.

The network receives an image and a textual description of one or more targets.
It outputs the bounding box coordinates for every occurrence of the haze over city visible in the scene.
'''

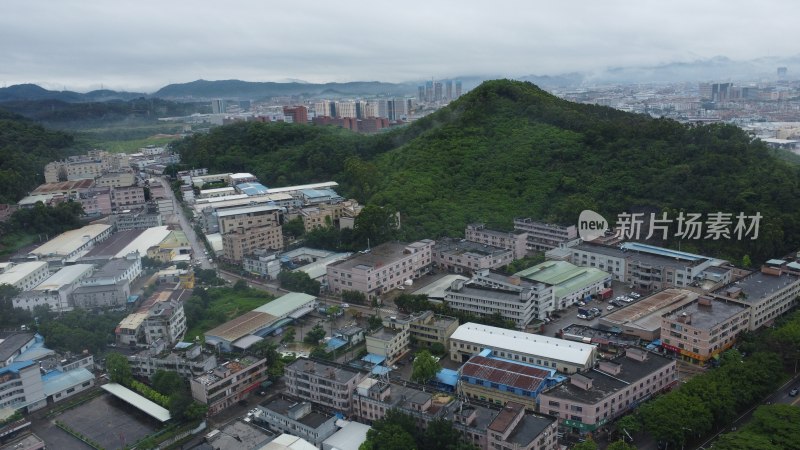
[2,0,799,93]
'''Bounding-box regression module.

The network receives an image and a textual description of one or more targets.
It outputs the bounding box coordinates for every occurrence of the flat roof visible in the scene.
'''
[294,253,351,280]
[434,238,511,257]
[32,179,95,194]
[541,351,674,404]
[200,187,235,194]
[573,242,717,270]
[216,204,284,218]
[715,271,800,303]
[33,264,94,291]
[205,311,276,342]
[254,293,316,318]
[330,241,431,272]
[451,323,596,367]
[265,434,318,450]
[30,224,111,257]
[260,397,332,428]
[601,289,699,333]
[101,383,171,422]
[508,414,555,446]
[411,274,469,299]
[92,258,137,278]
[287,358,361,384]
[118,312,149,331]
[0,261,48,286]
[0,333,35,362]
[664,299,746,329]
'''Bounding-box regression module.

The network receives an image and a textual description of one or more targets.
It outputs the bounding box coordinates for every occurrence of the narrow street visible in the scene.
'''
[159,176,213,270]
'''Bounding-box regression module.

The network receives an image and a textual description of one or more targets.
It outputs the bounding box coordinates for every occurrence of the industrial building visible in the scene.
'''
[514,260,612,310]
[27,224,112,265]
[0,262,50,292]
[599,289,700,341]
[449,323,598,374]
[12,264,94,312]
[661,296,748,363]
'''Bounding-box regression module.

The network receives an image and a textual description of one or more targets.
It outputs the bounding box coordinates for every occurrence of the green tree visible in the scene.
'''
[429,342,446,356]
[741,254,752,268]
[106,352,132,386]
[341,290,368,305]
[422,418,479,450]
[367,315,383,331]
[0,284,29,328]
[714,431,782,450]
[278,271,320,295]
[411,350,441,385]
[616,414,642,436]
[281,327,296,344]
[353,204,398,248]
[571,439,598,450]
[304,324,326,345]
[152,370,185,395]
[606,441,637,450]
[360,423,417,450]
[282,216,306,238]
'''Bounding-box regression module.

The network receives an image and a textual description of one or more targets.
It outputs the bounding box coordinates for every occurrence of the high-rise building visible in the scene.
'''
[778,67,788,82]
[455,80,462,98]
[446,80,453,100]
[418,85,425,102]
[425,80,434,102]
[335,101,357,118]
[211,99,226,114]
[434,82,443,101]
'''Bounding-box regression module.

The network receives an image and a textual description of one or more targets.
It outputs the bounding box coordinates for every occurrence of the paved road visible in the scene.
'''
[160,176,213,270]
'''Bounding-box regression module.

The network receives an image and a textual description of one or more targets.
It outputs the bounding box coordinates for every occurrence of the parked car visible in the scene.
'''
[577,314,588,320]
[790,388,799,396]
[607,305,615,310]
[578,301,586,307]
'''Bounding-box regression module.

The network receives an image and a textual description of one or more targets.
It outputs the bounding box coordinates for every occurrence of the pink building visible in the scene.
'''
[79,188,112,215]
[465,223,528,260]
[538,348,676,435]
[487,402,559,450]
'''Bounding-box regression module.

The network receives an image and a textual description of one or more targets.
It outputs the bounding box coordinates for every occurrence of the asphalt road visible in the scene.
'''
[160,176,213,270]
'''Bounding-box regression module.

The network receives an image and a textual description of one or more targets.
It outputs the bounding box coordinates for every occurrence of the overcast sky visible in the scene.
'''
[2,0,798,93]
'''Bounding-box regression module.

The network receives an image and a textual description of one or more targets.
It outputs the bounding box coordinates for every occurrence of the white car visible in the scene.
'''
[341,303,350,308]
[607,305,615,310]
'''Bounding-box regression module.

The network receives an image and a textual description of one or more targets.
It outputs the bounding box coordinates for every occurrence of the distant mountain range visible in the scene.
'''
[2,54,798,103]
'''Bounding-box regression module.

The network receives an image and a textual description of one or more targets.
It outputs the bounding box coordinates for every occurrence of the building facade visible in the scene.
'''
[190,356,269,415]
[465,224,528,260]
[433,238,515,275]
[486,402,559,450]
[284,358,366,415]
[513,218,577,253]
[660,296,748,363]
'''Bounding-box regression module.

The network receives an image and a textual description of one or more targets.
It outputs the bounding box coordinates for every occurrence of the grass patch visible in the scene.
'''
[0,232,39,258]
[91,135,180,153]
[184,287,276,341]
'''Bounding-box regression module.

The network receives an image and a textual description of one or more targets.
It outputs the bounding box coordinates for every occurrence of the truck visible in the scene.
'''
[578,307,591,317]
[599,287,613,300]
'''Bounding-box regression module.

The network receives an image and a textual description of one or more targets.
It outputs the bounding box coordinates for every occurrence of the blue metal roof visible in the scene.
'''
[371,365,391,375]
[326,337,347,352]
[435,369,459,387]
[0,360,35,376]
[362,353,386,365]
[42,368,94,396]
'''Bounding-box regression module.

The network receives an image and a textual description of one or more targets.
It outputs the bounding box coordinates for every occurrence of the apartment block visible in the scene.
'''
[465,224,527,259]
[190,356,269,415]
[513,218,577,253]
[112,207,163,232]
[222,225,284,263]
[660,296,748,363]
[365,326,410,366]
[128,343,217,380]
[78,188,113,215]
[486,402,559,450]
[217,204,284,234]
[407,311,459,350]
[112,186,146,209]
[284,358,366,414]
[143,300,187,346]
[538,349,676,434]
[0,361,46,413]
[433,238,515,275]
[327,240,434,300]
[95,170,136,188]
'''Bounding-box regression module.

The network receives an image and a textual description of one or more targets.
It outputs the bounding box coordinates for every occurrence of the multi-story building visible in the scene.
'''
[714,261,800,331]
[128,342,217,380]
[444,271,552,327]
[433,238,515,275]
[78,187,113,216]
[365,325,410,366]
[486,402,559,450]
[256,395,338,447]
[458,353,560,411]
[513,218,577,253]
[112,207,163,231]
[95,170,136,188]
[112,186,146,210]
[190,356,269,415]
[326,240,434,300]
[0,262,50,292]
[449,323,597,374]
[12,264,94,312]
[465,224,528,260]
[284,358,366,415]
[538,348,676,435]
[283,105,309,124]
[660,296,748,363]
[513,261,612,311]
[143,300,187,346]
[407,311,459,351]
[222,226,284,263]
[569,242,730,291]
[0,361,46,413]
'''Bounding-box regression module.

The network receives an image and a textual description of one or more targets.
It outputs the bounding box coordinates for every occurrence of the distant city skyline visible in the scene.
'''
[2,0,799,93]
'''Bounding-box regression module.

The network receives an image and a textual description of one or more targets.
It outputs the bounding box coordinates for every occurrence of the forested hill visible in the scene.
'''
[173,79,800,262]
[0,110,79,203]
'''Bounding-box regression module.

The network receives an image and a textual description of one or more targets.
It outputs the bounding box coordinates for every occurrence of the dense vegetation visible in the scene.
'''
[183,285,275,341]
[173,80,800,263]
[359,410,479,450]
[0,109,79,203]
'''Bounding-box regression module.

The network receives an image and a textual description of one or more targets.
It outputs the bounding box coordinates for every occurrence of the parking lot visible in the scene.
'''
[542,280,643,336]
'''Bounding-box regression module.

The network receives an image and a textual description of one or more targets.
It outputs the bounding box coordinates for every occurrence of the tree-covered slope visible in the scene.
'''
[174,79,800,262]
[0,109,79,203]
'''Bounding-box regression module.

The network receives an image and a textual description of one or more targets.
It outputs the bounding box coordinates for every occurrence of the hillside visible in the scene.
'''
[174,80,800,262]
[152,79,415,100]
[0,110,80,203]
